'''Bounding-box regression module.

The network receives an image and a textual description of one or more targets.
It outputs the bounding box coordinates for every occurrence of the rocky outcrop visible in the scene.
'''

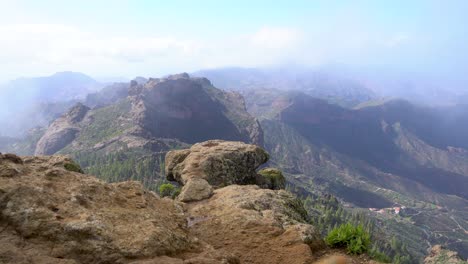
[424,245,466,264]
[185,184,324,264]
[35,103,89,155]
[0,154,190,263]
[166,140,269,187]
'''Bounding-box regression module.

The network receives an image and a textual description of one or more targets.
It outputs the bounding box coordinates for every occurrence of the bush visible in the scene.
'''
[369,246,391,263]
[258,168,286,190]
[284,197,309,222]
[64,162,83,173]
[158,183,180,198]
[325,222,371,254]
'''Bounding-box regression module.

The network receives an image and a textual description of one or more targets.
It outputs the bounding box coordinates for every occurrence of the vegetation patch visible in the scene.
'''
[325,222,371,254]
[158,183,180,199]
[258,167,285,190]
[64,162,83,173]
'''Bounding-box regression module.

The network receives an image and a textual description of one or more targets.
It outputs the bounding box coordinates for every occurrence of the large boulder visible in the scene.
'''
[165,140,269,187]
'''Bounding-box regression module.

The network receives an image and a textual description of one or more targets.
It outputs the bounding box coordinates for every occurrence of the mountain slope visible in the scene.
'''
[251,91,468,260]
[0,72,103,136]
[193,67,377,108]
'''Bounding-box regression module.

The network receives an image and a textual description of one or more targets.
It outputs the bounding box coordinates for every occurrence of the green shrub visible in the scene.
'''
[64,162,83,173]
[258,168,286,190]
[325,222,371,254]
[369,246,391,263]
[158,183,180,198]
[171,187,181,199]
[284,197,309,222]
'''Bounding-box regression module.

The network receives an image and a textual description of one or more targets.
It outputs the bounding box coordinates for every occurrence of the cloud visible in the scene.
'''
[0,24,204,79]
[250,27,302,50]
[0,24,199,63]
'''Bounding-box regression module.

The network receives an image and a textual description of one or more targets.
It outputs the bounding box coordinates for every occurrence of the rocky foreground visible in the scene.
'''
[1,141,385,263]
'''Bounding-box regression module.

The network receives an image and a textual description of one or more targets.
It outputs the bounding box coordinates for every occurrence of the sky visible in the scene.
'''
[0,0,467,82]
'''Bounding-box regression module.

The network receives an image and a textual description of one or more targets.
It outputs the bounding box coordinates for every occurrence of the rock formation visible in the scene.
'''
[35,103,89,155]
[165,140,269,187]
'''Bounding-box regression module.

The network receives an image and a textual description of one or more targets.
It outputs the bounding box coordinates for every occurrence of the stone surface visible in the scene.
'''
[185,184,324,264]
[0,155,190,263]
[165,140,269,187]
[177,178,213,202]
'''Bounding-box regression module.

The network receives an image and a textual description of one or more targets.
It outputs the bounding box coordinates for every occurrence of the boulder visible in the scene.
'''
[177,178,213,202]
[165,140,269,187]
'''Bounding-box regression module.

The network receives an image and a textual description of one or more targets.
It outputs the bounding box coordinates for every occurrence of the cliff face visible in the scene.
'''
[35,103,90,155]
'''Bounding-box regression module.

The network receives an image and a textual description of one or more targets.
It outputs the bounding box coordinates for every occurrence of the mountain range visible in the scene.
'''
[1,70,467,262]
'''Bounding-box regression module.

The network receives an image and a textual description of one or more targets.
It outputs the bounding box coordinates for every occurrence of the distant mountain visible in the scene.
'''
[0,72,103,136]
[32,73,263,186]
[193,67,377,108]
[194,66,468,107]
[248,90,468,259]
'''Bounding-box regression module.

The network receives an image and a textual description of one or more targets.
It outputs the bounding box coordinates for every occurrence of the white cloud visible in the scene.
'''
[250,27,302,50]
[0,24,203,79]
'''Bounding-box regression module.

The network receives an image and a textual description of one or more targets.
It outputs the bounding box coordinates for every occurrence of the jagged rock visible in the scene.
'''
[165,140,269,188]
[177,178,213,202]
[35,103,90,155]
[424,245,466,264]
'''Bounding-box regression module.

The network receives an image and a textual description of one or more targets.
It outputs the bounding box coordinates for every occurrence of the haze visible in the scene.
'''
[0,0,467,87]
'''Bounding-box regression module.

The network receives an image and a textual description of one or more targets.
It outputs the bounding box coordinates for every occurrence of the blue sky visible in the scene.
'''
[0,0,467,81]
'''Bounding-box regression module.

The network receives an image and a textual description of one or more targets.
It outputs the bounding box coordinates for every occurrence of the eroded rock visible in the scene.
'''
[165,140,269,187]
